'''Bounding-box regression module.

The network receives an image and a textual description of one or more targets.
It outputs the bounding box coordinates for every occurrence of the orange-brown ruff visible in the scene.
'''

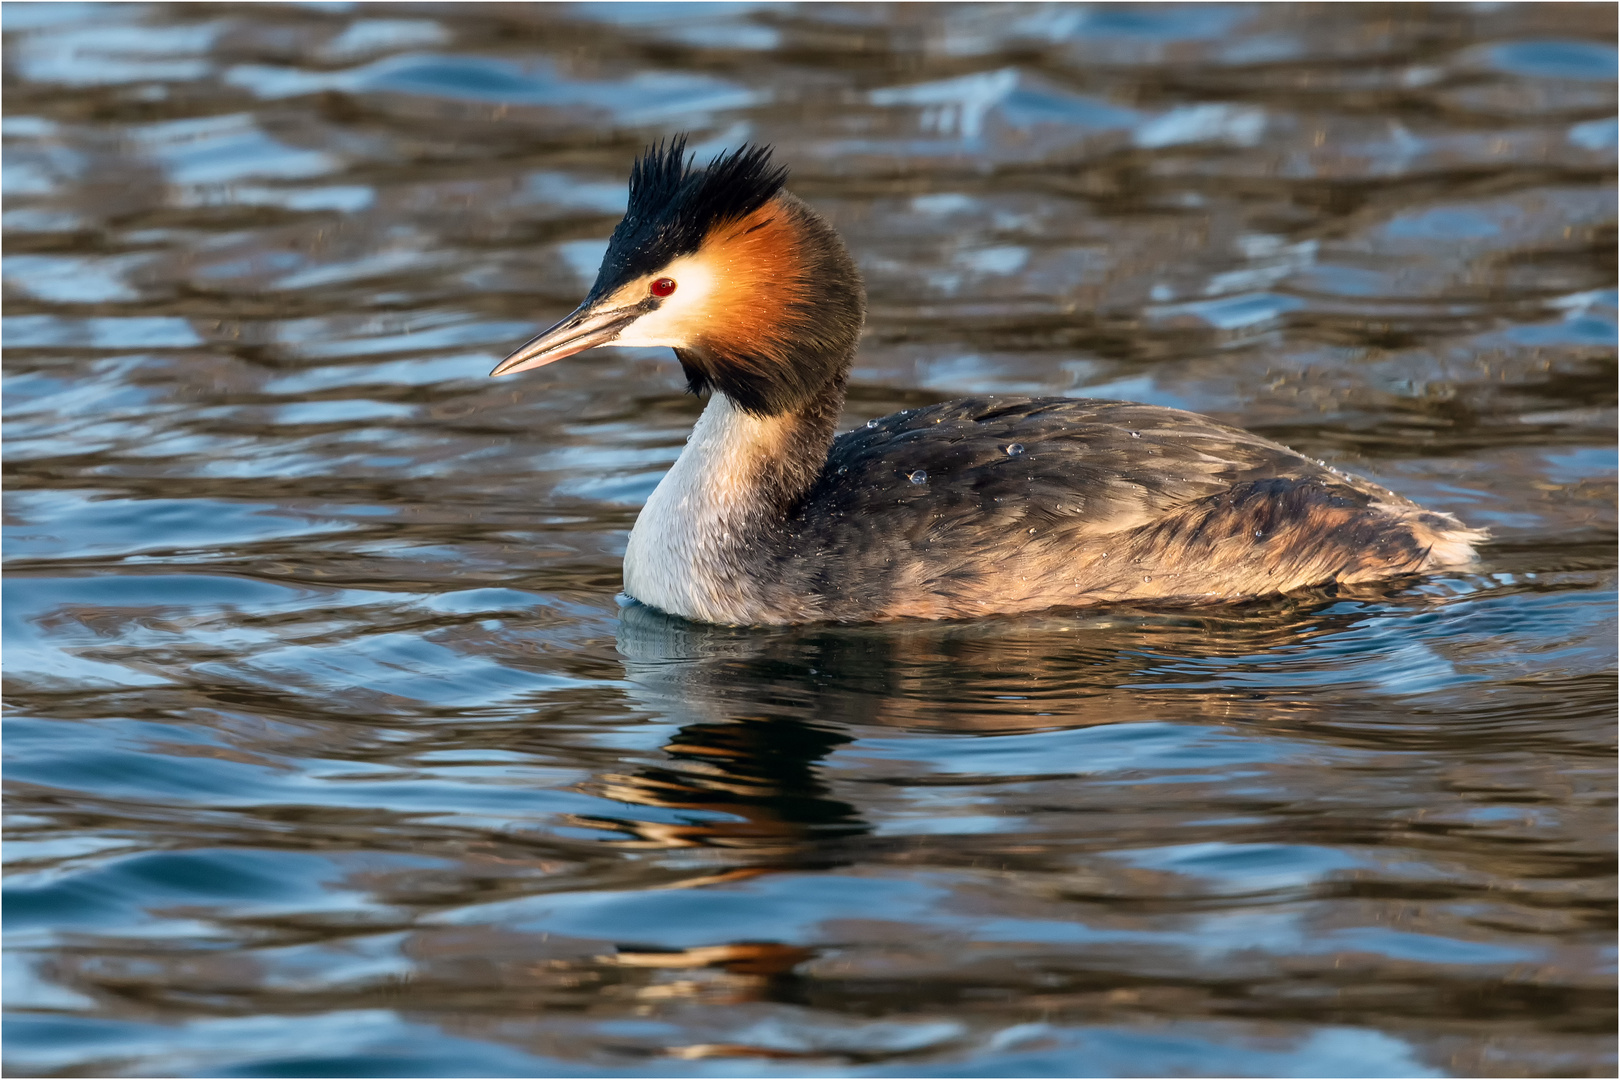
[493,139,1486,626]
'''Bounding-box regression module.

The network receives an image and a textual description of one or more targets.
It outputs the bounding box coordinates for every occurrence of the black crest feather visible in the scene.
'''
[589,137,790,300]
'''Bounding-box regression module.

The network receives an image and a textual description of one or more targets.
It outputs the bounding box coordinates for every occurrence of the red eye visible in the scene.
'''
[650,277,677,298]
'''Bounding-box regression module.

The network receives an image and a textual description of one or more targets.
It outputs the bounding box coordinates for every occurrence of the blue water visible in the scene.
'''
[3,3,1615,1076]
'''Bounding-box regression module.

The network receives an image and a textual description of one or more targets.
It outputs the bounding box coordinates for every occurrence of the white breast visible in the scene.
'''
[623,394,784,624]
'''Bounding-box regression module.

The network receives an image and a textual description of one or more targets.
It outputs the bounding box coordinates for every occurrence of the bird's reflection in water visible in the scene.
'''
[573,714,865,869]
[574,602,871,889]
[516,604,871,1044]
[523,584,1467,1059]
[595,582,1454,877]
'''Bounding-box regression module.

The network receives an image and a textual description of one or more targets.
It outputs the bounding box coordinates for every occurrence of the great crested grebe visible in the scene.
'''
[492,139,1485,626]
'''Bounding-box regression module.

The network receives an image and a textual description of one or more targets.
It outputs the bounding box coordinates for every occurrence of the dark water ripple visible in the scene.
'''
[3,3,1615,1076]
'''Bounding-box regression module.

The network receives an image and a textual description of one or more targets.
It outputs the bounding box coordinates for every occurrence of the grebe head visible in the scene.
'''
[492,137,864,416]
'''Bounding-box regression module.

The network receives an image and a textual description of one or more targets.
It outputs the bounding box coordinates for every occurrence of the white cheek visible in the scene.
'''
[610,259,716,349]
[613,304,691,348]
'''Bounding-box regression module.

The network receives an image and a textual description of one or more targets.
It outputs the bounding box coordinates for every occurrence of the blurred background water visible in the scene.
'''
[3,3,1616,1076]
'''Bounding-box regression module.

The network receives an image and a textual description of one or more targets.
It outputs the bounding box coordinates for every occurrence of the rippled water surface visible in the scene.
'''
[4,3,1616,1076]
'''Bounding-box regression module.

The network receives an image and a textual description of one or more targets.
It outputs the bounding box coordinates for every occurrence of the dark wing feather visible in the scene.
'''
[761,397,1427,619]
[797,396,1398,540]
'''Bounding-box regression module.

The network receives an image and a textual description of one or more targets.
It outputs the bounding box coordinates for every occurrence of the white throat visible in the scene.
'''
[623,394,788,624]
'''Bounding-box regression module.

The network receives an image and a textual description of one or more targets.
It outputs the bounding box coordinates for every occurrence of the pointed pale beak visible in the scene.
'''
[490,302,641,377]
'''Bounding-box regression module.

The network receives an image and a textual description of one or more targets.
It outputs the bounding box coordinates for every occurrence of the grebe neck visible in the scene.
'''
[623,377,845,624]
